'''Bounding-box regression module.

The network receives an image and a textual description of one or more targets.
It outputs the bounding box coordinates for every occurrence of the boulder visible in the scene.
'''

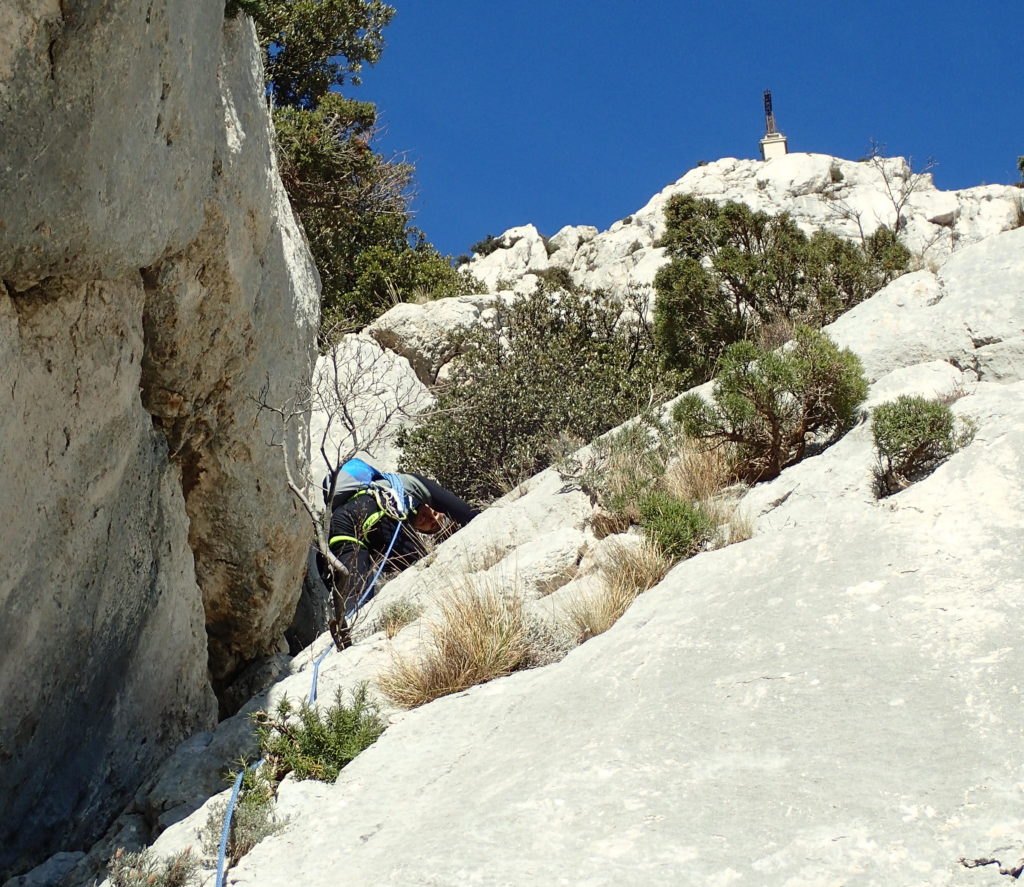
[462,224,550,292]
[366,293,507,385]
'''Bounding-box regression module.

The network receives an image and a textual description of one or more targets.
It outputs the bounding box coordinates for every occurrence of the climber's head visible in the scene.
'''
[410,502,443,534]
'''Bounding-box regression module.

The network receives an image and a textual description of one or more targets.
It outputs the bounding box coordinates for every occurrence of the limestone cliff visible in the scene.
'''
[94,164,1024,887]
[0,2,318,878]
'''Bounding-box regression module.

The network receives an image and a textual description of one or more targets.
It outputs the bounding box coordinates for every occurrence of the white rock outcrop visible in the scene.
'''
[308,333,433,477]
[0,4,317,879]
[459,153,1022,300]
[89,218,1024,887]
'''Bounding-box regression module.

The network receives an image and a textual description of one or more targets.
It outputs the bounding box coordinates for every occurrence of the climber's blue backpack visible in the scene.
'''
[322,457,384,507]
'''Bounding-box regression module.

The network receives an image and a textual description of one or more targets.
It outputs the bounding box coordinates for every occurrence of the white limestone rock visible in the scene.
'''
[827,227,1024,383]
[559,153,1022,299]
[138,18,319,685]
[365,293,506,385]
[461,224,550,292]
[308,334,432,478]
[189,374,1024,887]
[547,224,598,269]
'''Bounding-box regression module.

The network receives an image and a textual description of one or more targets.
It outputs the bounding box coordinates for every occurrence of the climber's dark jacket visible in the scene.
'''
[327,473,477,613]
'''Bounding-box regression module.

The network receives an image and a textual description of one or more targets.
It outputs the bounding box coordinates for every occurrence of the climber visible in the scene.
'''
[323,464,478,649]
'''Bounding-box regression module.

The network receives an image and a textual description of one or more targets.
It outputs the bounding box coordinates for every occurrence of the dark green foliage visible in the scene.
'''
[399,285,679,504]
[653,195,908,382]
[242,1,470,331]
[247,0,395,109]
[674,326,868,483]
[637,491,715,560]
[470,234,504,257]
[576,418,679,528]
[532,265,577,291]
[254,685,385,782]
[107,848,200,887]
[871,395,974,496]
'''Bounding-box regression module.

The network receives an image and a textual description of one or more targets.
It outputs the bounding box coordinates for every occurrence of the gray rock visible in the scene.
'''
[0,7,317,879]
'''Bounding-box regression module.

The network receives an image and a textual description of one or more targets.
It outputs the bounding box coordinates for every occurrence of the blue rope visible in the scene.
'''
[307,641,334,704]
[216,475,413,882]
[215,758,264,887]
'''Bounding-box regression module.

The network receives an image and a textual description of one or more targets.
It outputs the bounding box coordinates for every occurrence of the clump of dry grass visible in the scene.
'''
[661,440,736,503]
[377,580,531,708]
[567,540,671,641]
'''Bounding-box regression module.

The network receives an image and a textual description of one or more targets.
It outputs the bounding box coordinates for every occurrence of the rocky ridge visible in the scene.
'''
[45,159,1024,886]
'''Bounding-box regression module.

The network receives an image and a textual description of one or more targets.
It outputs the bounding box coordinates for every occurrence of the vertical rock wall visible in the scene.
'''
[0,1,318,877]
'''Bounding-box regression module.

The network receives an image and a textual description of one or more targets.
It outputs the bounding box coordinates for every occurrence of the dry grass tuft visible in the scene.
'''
[567,541,671,641]
[661,440,736,503]
[377,581,531,708]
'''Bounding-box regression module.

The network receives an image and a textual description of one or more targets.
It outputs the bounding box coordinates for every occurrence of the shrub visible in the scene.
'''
[637,491,716,560]
[577,419,678,528]
[567,540,671,641]
[253,685,386,782]
[107,848,201,887]
[653,195,907,383]
[469,233,505,257]
[377,582,531,707]
[675,326,868,483]
[200,768,283,868]
[871,395,975,496]
[398,284,679,503]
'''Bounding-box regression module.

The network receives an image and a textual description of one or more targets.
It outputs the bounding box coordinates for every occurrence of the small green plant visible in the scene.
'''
[637,491,716,561]
[253,685,386,782]
[871,395,975,496]
[200,767,283,868]
[107,848,201,887]
[469,233,506,257]
[675,326,868,483]
[371,597,423,638]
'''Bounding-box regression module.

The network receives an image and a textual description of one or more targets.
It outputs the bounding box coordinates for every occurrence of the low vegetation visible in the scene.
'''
[201,768,283,869]
[399,283,679,503]
[107,848,201,887]
[370,597,423,638]
[377,581,533,708]
[567,540,672,641]
[674,326,869,483]
[871,395,975,496]
[653,195,908,384]
[254,685,386,782]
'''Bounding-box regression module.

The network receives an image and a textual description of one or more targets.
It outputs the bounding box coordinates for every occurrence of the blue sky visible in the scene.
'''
[352,1,1022,259]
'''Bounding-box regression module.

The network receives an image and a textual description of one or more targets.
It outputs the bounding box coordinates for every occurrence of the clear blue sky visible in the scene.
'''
[351,1,1022,259]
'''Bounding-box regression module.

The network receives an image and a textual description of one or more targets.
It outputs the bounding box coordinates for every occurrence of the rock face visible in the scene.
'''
[103,226,1024,886]
[462,153,1023,298]
[0,4,317,878]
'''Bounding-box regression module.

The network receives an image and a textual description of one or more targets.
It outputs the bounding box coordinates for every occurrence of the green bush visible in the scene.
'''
[469,233,505,257]
[398,284,680,503]
[653,195,907,383]
[637,491,716,560]
[107,848,200,887]
[871,395,974,496]
[254,685,386,782]
[674,326,868,483]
